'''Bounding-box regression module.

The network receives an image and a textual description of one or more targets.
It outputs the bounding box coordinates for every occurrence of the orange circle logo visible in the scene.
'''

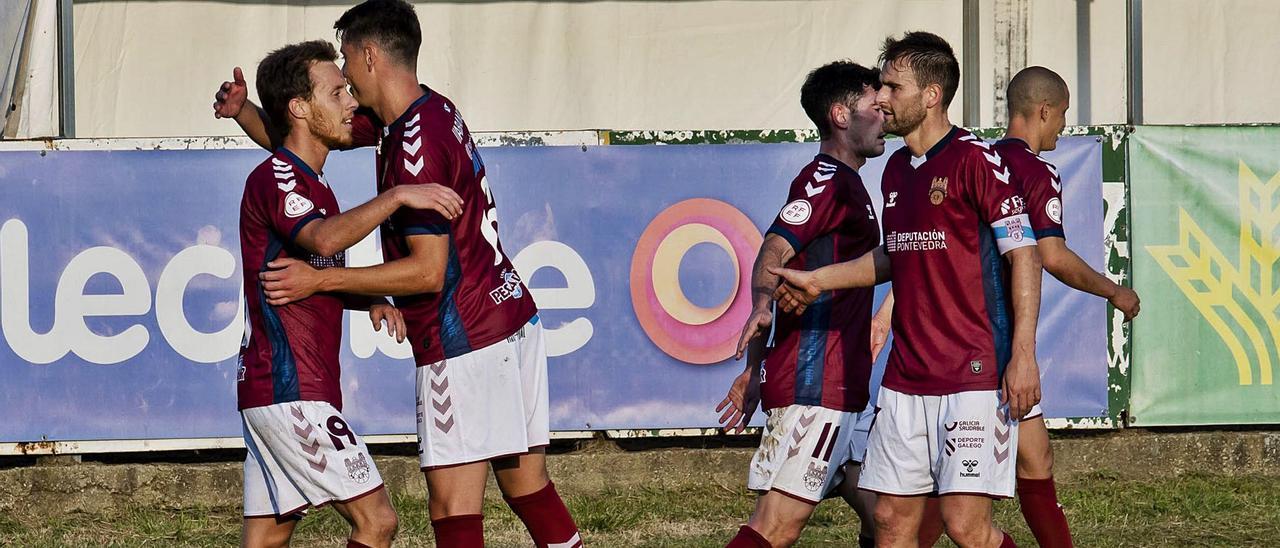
[630,198,763,364]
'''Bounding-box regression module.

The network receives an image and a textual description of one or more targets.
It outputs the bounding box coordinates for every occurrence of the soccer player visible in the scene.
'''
[902,65,1142,548]
[214,2,582,547]
[765,32,1043,548]
[235,40,463,548]
[718,61,886,548]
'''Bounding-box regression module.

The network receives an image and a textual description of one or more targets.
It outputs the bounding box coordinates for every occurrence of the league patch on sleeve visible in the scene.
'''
[284,192,315,218]
[780,199,812,225]
[1046,197,1063,224]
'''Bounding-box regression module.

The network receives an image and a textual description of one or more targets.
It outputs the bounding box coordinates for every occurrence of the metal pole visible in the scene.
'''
[57,0,74,137]
[962,0,980,127]
[1076,0,1092,125]
[1126,0,1143,126]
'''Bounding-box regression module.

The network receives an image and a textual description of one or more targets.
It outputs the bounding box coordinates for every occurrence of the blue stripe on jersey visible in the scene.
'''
[438,235,473,358]
[262,235,300,404]
[979,225,1013,376]
[794,234,835,405]
[471,147,485,176]
[990,220,1036,242]
[765,225,803,252]
[1034,227,1065,240]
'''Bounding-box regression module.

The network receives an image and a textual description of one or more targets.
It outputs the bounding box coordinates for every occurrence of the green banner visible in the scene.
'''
[1131,125,1280,425]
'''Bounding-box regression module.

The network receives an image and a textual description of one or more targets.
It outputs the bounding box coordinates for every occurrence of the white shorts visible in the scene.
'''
[1023,403,1044,420]
[747,405,858,503]
[417,316,550,469]
[847,402,877,465]
[242,401,384,518]
[859,387,1018,498]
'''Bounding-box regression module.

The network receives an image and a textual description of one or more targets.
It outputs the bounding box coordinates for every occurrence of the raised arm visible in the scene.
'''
[212,67,277,150]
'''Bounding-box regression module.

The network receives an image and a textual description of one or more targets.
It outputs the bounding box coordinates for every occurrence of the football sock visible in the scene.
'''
[503,481,582,548]
[430,513,483,548]
[346,540,373,548]
[1017,476,1074,547]
[858,533,875,548]
[1000,531,1017,547]
[726,525,772,548]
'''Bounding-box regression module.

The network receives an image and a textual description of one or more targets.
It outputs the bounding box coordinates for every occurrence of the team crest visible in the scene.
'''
[803,461,828,492]
[970,360,983,374]
[345,452,371,484]
[929,177,949,205]
[1004,217,1026,242]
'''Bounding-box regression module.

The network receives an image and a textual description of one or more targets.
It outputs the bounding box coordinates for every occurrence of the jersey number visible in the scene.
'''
[479,176,502,266]
[326,415,358,451]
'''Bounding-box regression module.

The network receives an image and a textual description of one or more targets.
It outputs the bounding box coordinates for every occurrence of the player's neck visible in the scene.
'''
[1004,119,1041,154]
[818,139,865,170]
[373,74,428,125]
[282,133,329,175]
[903,113,953,158]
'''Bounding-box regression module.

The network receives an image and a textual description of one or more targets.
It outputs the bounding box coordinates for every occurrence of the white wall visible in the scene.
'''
[66,0,1280,138]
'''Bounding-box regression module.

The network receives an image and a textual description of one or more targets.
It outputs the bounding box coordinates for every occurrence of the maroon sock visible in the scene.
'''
[1017,476,1074,548]
[503,481,582,548]
[346,541,373,548]
[726,525,772,548]
[430,514,484,548]
[1000,531,1017,548]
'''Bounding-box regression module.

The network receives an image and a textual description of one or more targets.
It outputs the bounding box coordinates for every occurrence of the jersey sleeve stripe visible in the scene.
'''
[287,212,323,243]
[765,225,803,251]
[1033,227,1065,240]
[402,223,451,236]
[990,214,1037,254]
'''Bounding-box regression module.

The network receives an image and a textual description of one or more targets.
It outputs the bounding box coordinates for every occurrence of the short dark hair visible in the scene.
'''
[879,31,960,107]
[256,40,338,138]
[1007,66,1069,118]
[334,0,422,67]
[800,61,881,139]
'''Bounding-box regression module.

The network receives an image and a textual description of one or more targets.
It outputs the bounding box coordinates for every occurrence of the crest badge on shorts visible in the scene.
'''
[803,461,828,492]
[345,453,371,484]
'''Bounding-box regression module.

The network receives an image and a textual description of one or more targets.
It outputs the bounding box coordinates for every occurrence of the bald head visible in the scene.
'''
[1007,66,1069,119]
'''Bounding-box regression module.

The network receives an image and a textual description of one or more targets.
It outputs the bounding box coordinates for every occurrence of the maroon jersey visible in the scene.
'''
[238,148,347,410]
[994,138,1065,240]
[352,88,537,365]
[880,127,1037,396]
[762,155,880,412]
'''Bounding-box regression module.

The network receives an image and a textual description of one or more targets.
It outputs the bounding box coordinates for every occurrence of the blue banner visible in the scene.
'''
[0,136,1104,442]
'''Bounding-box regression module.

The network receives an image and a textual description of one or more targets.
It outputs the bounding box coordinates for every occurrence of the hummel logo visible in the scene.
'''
[404,157,424,176]
[805,181,826,197]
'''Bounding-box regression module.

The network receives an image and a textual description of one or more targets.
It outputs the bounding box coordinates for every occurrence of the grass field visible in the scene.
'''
[2,463,1278,547]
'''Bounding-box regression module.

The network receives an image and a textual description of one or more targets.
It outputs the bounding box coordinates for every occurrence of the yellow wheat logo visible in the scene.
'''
[1147,161,1280,386]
